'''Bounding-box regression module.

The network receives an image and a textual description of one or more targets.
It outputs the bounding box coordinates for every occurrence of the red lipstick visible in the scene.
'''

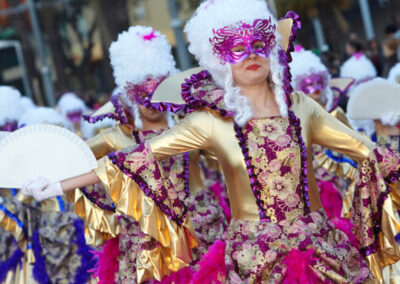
[246,64,260,71]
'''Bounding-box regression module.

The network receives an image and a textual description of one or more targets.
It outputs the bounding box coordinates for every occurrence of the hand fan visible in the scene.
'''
[347,78,400,120]
[0,124,97,188]
[0,131,10,141]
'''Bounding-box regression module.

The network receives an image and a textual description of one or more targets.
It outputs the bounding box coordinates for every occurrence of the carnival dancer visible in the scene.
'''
[0,105,95,283]
[65,26,228,283]
[57,92,89,137]
[21,0,400,282]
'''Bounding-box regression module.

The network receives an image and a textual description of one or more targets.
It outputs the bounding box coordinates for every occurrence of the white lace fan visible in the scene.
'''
[347,78,400,120]
[0,124,97,188]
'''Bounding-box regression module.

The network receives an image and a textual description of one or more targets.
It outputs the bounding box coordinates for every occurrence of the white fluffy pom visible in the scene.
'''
[0,86,24,125]
[18,107,71,130]
[340,54,377,84]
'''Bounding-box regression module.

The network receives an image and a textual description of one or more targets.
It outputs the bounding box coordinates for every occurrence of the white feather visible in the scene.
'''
[109,26,177,88]
[0,86,24,125]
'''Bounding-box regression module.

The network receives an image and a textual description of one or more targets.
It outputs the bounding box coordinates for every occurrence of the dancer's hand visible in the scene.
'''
[21,177,63,201]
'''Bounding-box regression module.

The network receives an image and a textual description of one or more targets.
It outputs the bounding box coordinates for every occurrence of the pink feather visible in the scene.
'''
[209,182,231,223]
[318,181,359,248]
[192,240,226,284]
[92,237,119,284]
[159,267,193,284]
[318,180,342,220]
[282,248,319,284]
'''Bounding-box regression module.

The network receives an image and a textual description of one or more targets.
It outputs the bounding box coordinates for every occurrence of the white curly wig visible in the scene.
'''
[184,0,287,126]
[57,92,88,117]
[18,107,71,130]
[0,86,24,125]
[340,54,377,84]
[388,63,400,84]
[290,47,333,111]
[110,26,178,130]
[110,26,178,88]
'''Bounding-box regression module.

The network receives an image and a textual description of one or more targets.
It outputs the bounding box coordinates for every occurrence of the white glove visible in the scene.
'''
[381,111,400,126]
[21,177,63,202]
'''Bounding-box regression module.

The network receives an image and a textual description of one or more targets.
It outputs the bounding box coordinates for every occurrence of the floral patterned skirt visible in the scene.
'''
[185,189,229,260]
[224,209,374,283]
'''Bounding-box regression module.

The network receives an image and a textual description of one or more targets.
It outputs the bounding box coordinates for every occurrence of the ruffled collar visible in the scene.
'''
[181,70,234,117]
[83,94,132,125]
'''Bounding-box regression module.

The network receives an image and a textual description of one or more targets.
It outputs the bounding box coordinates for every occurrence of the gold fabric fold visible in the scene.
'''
[0,209,25,246]
[314,150,358,218]
[65,189,120,246]
[96,157,198,280]
[4,262,38,284]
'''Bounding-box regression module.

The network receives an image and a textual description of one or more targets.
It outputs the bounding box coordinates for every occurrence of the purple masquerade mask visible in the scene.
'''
[295,71,329,95]
[210,18,276,64]
[125,77,166,105]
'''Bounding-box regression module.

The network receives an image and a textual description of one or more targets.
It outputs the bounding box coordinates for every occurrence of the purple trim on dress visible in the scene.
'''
[83,95,130,125]
[233,122,268,221]
[0,242,24,283]
[131,129,141,144]
[108,144,187,225]
[288,110,311,212]
[279,11,301,108]
[72,219,97,284]
[183,152,191,199]
[79,187,116,212]
[280,11,301,59]
[32,230,51,284]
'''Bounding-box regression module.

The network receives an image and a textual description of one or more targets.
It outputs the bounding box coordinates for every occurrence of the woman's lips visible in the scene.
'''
[246,64,261,71]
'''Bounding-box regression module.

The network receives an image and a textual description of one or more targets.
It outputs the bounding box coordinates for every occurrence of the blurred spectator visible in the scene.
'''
[366,39,383,75]
[345,39,364,57]
[382,38,399,77]
[320,50,342,77]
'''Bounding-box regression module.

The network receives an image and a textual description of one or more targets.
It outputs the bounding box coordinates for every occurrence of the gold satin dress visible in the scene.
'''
[92,85,400,282]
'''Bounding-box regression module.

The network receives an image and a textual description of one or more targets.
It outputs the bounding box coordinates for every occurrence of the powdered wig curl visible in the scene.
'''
[185,0,287,126]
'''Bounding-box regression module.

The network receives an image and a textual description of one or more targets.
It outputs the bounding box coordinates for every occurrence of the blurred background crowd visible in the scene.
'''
[0,0,399,108]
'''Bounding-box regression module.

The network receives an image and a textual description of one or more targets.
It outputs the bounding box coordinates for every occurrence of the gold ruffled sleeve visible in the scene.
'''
[64,124,135,246]
[294,92,400,282]
[64,189,120,246]
[95,150,199,278]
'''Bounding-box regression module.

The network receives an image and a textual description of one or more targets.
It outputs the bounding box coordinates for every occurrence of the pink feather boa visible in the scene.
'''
[209,182,231,223]
[159,267,194,284]
[282,248,319,284]
[319,180,358,248]
[92,237,119,284]
[158,241,226,284]
[192,240,226,284]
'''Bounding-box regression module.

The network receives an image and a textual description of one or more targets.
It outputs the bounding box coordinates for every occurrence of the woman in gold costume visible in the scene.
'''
[64,26,228,283]
[22,0,400,282]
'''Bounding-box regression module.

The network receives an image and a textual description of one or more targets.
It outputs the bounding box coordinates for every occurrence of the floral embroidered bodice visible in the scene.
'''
[241,117,305,224]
